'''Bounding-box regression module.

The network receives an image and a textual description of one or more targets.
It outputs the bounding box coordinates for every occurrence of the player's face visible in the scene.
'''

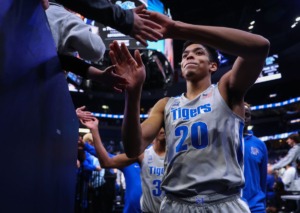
[286,138,295,147]
[181,44,212,80]
[244,105,251,126]
[156,128,165,142]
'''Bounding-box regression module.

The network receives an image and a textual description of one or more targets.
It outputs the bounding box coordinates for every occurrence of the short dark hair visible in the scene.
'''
[182,40,220,67]
[287,133,300,144]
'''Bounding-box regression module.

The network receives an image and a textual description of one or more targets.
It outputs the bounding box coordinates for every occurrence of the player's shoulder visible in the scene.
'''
[158,97,170,105]
[145,144,153,150]
[152,97,170,112]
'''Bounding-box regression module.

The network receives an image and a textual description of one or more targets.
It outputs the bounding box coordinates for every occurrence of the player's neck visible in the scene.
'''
[185,78,211,100]
[153,140,166,156]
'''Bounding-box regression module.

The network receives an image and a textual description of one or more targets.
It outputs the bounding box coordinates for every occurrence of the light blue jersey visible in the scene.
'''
[140,146,165,212]
[162,84,245,196]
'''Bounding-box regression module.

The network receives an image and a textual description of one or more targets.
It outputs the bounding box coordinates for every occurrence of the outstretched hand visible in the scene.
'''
[109,41,146,93]
[80,116,99,130]
[76,106,94,121]
[130,4,163,46]
[90,65,128,93]
[138,10,175,39]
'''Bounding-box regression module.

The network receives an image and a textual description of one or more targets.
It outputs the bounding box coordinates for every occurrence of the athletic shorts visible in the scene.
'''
[159,193,250,213]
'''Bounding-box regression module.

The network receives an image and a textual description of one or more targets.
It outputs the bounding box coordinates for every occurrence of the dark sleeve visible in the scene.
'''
[58,54,90,78]
[56,0,134,35]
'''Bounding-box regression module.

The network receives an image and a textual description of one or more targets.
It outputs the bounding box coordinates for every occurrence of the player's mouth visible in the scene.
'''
[184,62,198,68]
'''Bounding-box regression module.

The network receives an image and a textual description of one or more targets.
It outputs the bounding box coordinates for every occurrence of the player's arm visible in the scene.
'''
[109,41,166,158]
[142,11,269,105]
[121,96,166,158]
[80,116,139,168]
[140,98,167,152]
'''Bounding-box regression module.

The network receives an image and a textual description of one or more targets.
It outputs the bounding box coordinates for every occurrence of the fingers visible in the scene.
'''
[113,83,128,93]
[139,14,150,19]
[135,27,162,42]
[109,51,117,65]
[110,71,129,84]
[134,35,147,47]
[110,41,135,62]
[113,86,123,93]
[133,4,146,13]
[76,106,86,111]
[134,50,143,67]
[105,65,116,72]
[120,43,135,62]
[109,41,123,63]
[79,119,86,125]
[143,18,162,31]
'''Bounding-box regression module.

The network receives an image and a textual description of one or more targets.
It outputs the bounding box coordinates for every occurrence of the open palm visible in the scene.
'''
[109,41,146,92]
[80,117,98,130]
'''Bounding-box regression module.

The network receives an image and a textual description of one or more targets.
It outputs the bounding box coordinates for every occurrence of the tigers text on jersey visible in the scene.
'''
[162,84,245,196]
[141,146,165,213]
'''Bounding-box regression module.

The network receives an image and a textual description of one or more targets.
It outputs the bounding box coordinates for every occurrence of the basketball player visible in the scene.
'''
[80,113,166,213]
[108,10,269,212]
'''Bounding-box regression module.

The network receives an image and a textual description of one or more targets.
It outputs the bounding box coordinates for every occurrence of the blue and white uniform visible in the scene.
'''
[160,85,249,212]
[140,146,165,213]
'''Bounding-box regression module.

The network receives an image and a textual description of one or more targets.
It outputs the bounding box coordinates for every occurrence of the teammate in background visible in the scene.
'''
[108,10,269,212]
[79,110,166,213]
[268,134,300,173]
[242,102,268,213]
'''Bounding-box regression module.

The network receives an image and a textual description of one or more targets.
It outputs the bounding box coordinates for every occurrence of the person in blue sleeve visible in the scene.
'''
[242,102,268,213]
[78,120,142,213]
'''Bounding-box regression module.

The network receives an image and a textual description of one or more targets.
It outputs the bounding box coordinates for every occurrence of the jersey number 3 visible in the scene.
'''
[175,121,208,152]
[152,180,162,196]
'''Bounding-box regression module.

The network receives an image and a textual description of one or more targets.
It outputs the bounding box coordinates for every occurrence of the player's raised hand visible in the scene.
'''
[138,10,176,39]
[109,41,146,93]
[76,106,94,121]
[130,4,163,46]
[89,65,128,93]
[80,116,99,131]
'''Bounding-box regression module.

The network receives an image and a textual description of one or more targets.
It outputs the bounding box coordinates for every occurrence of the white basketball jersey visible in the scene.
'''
[162,84,245,196]
[141,146,165,212]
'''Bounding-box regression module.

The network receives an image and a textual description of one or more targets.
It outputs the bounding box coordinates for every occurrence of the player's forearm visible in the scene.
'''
[171,21,269,59]
[122,90,143,158]
[90,128,115,168]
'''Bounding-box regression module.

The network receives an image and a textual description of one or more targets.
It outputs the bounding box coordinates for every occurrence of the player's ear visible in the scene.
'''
[209,62,218,74]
